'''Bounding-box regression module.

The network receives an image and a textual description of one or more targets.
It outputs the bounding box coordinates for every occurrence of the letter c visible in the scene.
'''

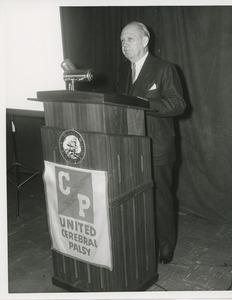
[59,171,70,195]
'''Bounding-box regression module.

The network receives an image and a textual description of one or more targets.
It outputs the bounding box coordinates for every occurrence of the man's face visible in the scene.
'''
[120,25,148,63]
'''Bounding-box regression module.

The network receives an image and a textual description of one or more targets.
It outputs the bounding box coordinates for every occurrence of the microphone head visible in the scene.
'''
[61,59,76,71]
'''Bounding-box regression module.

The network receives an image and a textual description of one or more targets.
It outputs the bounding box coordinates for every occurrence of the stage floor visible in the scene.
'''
[6,175,232,294]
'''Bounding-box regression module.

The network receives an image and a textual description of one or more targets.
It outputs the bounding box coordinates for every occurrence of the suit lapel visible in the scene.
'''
[129,54,154,97]
[118,60,132,94]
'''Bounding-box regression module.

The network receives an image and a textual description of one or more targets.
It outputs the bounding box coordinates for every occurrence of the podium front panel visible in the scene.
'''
[41,126,157,291]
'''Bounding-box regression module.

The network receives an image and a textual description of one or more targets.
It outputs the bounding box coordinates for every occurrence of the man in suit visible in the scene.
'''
[114,21,186,264]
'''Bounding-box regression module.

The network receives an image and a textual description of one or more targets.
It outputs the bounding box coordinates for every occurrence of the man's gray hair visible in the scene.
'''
[126,21,150,39]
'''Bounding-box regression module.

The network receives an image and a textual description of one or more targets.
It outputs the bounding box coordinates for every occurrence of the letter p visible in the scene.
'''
[77,194,90,218]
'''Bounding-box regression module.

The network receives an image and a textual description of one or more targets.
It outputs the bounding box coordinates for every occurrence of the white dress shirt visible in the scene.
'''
[131,52,149,82]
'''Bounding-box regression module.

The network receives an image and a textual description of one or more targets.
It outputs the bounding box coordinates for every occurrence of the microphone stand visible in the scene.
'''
[7,115,40,217]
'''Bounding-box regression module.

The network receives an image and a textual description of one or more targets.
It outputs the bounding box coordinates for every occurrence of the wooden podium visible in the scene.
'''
[30,90,158,292]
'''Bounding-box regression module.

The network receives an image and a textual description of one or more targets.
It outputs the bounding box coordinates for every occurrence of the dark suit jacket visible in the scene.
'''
[115,53,186,165]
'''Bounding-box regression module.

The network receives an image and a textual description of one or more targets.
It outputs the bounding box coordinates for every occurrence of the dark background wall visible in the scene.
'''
[7,6,232,224]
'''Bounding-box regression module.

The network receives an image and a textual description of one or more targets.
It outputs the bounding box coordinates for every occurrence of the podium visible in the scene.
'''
[30,90,158,292]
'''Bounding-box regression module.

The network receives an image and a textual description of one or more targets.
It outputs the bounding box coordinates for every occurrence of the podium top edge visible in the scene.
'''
[28,90,149,110]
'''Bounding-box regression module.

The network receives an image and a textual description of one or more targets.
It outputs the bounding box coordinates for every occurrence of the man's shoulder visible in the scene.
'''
[147,53,172,67]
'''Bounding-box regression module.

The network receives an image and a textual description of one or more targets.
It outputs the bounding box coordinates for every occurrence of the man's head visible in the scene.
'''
[120,21,150,63]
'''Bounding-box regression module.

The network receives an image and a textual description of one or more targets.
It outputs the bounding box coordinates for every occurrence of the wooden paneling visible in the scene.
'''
[127,108,145,136]
[43,102,145,136]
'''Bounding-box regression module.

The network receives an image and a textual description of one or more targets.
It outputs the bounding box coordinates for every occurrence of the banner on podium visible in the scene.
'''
[43,161,112,270]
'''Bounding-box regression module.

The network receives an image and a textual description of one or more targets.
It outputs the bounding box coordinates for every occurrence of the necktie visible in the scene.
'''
[131,63,136,84]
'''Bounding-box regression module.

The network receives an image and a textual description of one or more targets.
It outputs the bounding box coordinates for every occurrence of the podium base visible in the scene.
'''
[52,273,159,292]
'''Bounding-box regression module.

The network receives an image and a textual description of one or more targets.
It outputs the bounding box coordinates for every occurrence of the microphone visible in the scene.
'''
[61,59,95,90]
[63,69,95,82]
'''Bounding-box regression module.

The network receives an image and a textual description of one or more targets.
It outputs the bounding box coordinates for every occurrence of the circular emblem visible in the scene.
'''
[59,129,86,164]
